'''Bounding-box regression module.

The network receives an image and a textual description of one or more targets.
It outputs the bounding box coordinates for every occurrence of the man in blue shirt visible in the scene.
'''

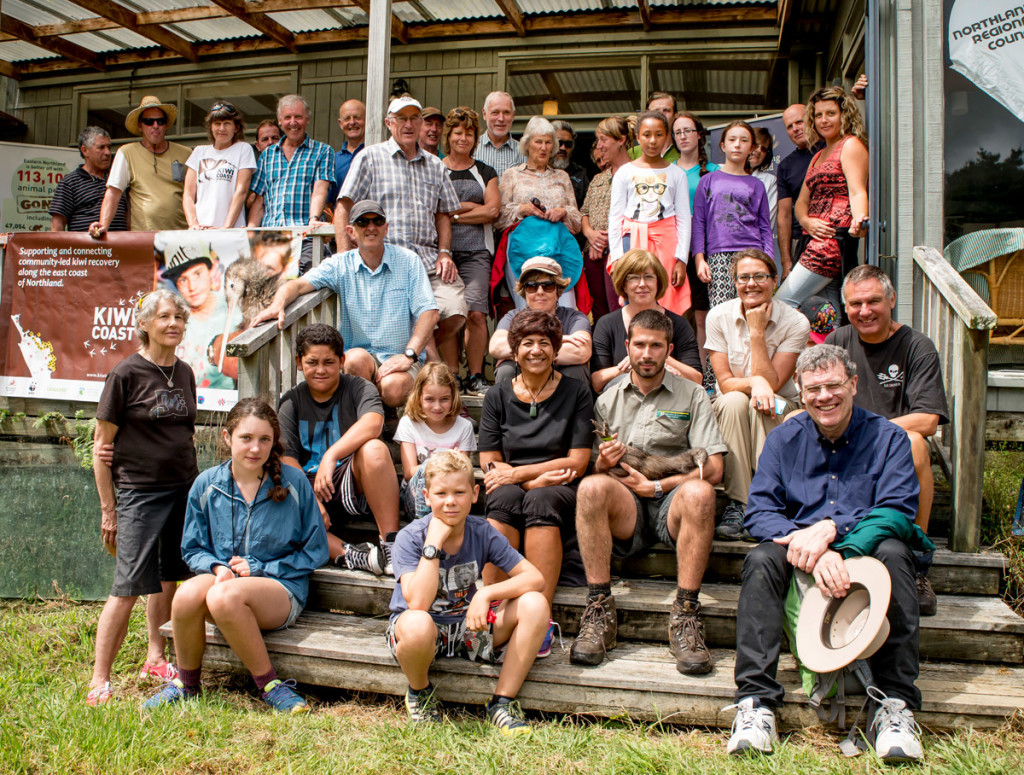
[252,200,439,408]
[726,344,924,762]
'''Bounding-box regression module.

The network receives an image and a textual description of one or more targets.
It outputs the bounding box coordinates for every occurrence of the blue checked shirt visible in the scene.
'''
[303,244,439,361]
[339,138,459,272]
[251,134,335,227]
[474,132,526,179]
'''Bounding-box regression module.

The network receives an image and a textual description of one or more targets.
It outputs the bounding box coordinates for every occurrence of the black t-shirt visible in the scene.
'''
[278,376,384,473]
[590,308,701,374]
[96,353,198,489]
[478,376,594,465]
[825,324,949,424]
[776,144,822,238]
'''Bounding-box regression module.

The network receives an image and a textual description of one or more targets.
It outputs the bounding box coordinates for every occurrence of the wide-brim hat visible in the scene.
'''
[125,95,178,136]
[795,556,892,673]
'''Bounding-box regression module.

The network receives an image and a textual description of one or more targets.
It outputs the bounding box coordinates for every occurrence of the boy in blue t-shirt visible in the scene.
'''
[387,450,549,735]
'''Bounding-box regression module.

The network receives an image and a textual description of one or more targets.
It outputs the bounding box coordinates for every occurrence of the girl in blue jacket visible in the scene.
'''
[144,398,328,713]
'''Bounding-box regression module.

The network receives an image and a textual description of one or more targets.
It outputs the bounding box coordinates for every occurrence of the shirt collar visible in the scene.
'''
[341,142,364,155]
[351,245,392,273]
[624,369,677,396]
[482,132,514,150]
[813,404,865,449]
[729,297,782,328]
[386,136,423,161]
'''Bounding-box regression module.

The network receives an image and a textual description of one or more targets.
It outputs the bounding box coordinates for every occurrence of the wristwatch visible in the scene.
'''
[653,479,664,499]
[452,214,460,222]
[421,544,441,560]
[404,347,418,360]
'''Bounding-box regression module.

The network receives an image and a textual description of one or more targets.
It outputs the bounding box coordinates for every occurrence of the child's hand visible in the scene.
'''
[466,592,492,631]
[228,556,251,577]
[214,564,235,583]
[425,514,455,547]
[314,456,337,501]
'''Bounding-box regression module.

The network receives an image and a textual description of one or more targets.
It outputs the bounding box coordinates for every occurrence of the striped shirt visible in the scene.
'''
[251,134,335,227]
[474,133,526,179]
[340,138,459,272]
[49,165,128,232]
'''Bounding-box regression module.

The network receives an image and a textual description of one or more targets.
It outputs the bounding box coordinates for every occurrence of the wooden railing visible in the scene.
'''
[913,245,997,552]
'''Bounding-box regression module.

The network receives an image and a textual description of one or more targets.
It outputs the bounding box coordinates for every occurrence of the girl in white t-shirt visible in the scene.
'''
[184,101,257,229]
[395,363,477,519]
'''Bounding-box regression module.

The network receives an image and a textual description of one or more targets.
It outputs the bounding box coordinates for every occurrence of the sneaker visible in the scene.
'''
[139,661,177,682]
[537,619,561,658]
[381,532,397,577]
[86,682,114,707]
[465,373,491,395]
[869,693,923,761]
[262,679,309,714]
[487,700,531,737]
[405,687,442,724]
[724,697,778,755]
[715,500,749,541]
[668,599,714,675]
[569,594,617,666]
[142,679,190,710]
[916,573,937,617]
[343,542,384,575]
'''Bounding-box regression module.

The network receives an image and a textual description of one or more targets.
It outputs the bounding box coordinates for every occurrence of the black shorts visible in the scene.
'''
[111,485,193,597]
[686,253,710,312]
[307,457,369,531]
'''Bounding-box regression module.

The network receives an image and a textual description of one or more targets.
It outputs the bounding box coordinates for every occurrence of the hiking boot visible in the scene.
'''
[668,599,714,675]
[405,686,442,724]
[725,697,777,755]
[715,500,749,541]
[381,532,398,577]
[916,572,937,617]
[869,694,923,761]
[569,594,617,666]
[342,542,384,575]
[262,679,309,714]
[486,699,531,737]
[465,373,491,395]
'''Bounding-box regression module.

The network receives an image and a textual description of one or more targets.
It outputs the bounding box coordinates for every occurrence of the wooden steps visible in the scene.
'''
[171,611,1024,731]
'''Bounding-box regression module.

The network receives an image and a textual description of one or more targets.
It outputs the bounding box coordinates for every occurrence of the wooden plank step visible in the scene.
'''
[309,569,1024,666]
[164,611,1024,731]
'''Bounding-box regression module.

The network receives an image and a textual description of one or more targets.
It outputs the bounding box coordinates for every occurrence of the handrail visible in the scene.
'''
[912,245,997,552]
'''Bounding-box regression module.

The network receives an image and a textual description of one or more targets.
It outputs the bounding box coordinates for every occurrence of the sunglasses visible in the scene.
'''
[209,103,238,115]
[524,281,557,291]
[139,116,168,127]
[353,216,386,227]
[558,140,574,149]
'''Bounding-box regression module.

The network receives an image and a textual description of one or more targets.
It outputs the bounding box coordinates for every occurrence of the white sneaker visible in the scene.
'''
[870,693,923,761]
[724,697,778,755]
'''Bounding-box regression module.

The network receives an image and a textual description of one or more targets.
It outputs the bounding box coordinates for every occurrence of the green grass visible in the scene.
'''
[2,599,1023,775]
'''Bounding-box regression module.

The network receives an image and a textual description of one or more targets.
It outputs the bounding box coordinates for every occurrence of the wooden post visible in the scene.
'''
[951,327,989,553]
[365,0,393,146]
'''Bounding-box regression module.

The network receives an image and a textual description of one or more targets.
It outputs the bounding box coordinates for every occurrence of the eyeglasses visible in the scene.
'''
[524,281,557,291]
[353,216,386,227]
[800,378,851,398]
[558,139,574,149]
[673,128,699,137]
[389,114,422,125]
[736,273,772,284]
[625,273,658,285]
[635,183,667,196]
[209,103,238,116]
[139,116,168,126]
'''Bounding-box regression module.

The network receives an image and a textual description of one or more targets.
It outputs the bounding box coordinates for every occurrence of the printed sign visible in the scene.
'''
[0,142,83,232]
[949,0,1024,124]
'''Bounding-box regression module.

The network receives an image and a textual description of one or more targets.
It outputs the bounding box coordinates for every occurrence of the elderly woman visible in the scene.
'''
[488,256,592,385]
[184,101,256,229]
[87,290,199,705]
[591,249,703,392]
[496,116,582,310]
[442,106,500,393]
[479,309,593,616]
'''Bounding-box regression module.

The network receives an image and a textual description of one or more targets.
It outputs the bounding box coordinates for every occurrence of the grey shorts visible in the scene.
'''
[369,352,423,383]
[385,615,504,664]
[611,484,681,559]
[111,485,193,597]
[272,585,303,631]
[453,250,492,314]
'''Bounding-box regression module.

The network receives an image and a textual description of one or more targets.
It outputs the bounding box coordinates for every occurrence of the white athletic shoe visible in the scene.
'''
[870,693,923,762]
[724,697,778,755]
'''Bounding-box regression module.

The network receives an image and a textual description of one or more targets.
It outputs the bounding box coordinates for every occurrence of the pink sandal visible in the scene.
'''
[86,682,114,706]
[139,662,178,681]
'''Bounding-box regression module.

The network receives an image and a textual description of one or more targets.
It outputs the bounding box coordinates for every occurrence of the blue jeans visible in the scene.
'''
[775,262,842,313]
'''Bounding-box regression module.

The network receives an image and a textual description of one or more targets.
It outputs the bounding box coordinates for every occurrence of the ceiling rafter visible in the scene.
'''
[0,13,106,71]
[493,0,526,37]
[637,0,651,32]
[68,0,198,63]
[349,1,409,44]
[206,0,298,53]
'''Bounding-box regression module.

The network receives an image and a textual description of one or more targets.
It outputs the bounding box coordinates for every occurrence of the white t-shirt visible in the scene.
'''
[393,414,477,464]
[185,142,257,228]
[608,161,691,263]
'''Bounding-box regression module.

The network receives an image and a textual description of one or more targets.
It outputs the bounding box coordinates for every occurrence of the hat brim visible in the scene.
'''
[125,101,179,136]
[795,556,892,673]
[162,257,212,282]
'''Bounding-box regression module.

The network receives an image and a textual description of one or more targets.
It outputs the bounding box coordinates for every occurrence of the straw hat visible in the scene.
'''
[795,556,892,673]
[125,95,178,136]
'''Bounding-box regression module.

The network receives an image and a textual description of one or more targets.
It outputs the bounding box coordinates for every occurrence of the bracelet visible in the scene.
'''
[438,248,451,255]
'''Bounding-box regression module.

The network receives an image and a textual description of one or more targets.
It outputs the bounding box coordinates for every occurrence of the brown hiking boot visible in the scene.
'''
[569,594,617,666]
[916,573,937,617]
[669,599,714,675]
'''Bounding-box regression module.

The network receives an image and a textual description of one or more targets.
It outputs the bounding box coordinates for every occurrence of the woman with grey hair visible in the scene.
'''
[86,289,200,706]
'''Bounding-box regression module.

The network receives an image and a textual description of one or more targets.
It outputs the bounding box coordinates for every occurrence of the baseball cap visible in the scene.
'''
[799,296,838,344]
[161,236,213,281]
[388,96,422,115]
[421,106,443,120]
[349,200,387,222]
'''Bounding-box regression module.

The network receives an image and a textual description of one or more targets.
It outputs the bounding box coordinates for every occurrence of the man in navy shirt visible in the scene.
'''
[726,344,924,762]
[776,103,817,278]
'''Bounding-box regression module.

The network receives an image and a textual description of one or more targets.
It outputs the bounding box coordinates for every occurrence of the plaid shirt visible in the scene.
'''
[474,132,525,179]
[340,138,459,272]
[251,134,334,227]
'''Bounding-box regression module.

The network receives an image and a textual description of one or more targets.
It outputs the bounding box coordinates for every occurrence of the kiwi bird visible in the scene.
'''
[218,259,282,370]
[593,420,709,481]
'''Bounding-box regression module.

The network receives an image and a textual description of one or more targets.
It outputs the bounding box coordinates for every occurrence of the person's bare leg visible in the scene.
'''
[492,592,549,697]
[434,315,466,372]
[91,595,138,687]
[695,310,708,371]
[392,609,438,691]
[343,348,375,381]
[379,372,415,408]
[908,431,934,533]
[524,525,562,604]
[575,474,639,585]
[204,577,291,676]
[168,575,217,670]
[144,581,177,666]
[351,439,400,538]
[465,311,488,376]
[484,519,520,587]
[666,480,716,589]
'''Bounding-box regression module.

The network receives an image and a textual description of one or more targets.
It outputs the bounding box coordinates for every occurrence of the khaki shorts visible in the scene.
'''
[430,269,468,321]
[369,352,423,382]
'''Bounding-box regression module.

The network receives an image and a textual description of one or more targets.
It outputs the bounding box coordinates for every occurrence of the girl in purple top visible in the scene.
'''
[692,121,774,310]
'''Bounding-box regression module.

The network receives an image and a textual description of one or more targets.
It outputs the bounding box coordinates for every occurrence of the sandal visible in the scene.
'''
[86,682,114,706]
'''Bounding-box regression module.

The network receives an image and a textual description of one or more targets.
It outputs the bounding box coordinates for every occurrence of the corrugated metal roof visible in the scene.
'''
[169,17,263,44]
[125,0,217,12]
[0,41,59,62]
[3,0,97,26]
[414,1,502,23]
[266,10,356,34]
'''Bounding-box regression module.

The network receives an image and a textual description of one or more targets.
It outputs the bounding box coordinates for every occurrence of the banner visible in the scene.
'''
[708,113,792,172]
[0,142,83,232]
[949,0,1024,124]
[1,229,301,410]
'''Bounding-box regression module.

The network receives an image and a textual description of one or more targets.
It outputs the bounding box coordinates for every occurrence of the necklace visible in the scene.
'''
[149,356,174,387]
[517,371,554,418]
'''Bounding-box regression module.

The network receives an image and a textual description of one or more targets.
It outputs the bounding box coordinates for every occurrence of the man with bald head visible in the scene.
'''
[776,104,821,278]
[335,99,366,194]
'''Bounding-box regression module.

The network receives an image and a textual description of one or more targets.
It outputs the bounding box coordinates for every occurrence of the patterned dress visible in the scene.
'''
[798,136,853,279]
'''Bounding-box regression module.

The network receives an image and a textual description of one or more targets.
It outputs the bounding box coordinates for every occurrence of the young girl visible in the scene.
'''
[608,111,692,315]
[691,121,774,310]
[143,398,328,713]
[395,363,477,520]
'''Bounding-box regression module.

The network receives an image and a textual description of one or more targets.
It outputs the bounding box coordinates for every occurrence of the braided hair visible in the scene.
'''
[224,398,289,502]
[673,111,712,176]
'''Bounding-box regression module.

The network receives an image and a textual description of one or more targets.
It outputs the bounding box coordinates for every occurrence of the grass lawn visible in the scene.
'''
[2,599,1023,775]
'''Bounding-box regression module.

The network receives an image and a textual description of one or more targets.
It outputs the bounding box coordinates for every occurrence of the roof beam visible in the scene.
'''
[493,0,525,37]
[350,1,409,44]
[69,0,199,62]
[637,0,651,32]
[205,0,298,52]
[0,59,22,80]
[0,14,106,71]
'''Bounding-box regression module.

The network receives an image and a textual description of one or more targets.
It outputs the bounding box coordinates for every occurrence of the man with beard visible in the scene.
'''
[569,308,726,675]
[551,120,589,208]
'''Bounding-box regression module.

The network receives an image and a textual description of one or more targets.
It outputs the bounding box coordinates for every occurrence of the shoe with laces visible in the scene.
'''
[342,542,384,575]
[143,679,192,710]
[725,697,777,755]
[537,619,561,658]
[715,500,749,541]
[487,699,531,737]
[405,686,442,724]
[465,373,491,395]
[381,532,397,577]
[569,594,617,666]
[262,678,309,714]
[916,572,937,617]
[869,691,923,761]
[668,599,714,675]
[86,682,114,707]
[139,661,177,682]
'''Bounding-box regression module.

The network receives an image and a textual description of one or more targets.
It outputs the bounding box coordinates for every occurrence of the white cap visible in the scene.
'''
[387,96,422,115]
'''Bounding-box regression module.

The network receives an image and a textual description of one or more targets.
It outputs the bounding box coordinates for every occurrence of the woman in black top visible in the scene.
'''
[591,248,703,392]
[478,310,593,608]
[86,289,199,706]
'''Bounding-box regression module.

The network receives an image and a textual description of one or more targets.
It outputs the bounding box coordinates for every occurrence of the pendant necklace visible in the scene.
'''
[150,356,174,388]
[519,371,553,419]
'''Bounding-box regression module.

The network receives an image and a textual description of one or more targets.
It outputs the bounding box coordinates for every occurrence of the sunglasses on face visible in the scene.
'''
[558,139,574,149]
[139,116,168,127]
[353,216,386,228]
[524,281,557,291]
